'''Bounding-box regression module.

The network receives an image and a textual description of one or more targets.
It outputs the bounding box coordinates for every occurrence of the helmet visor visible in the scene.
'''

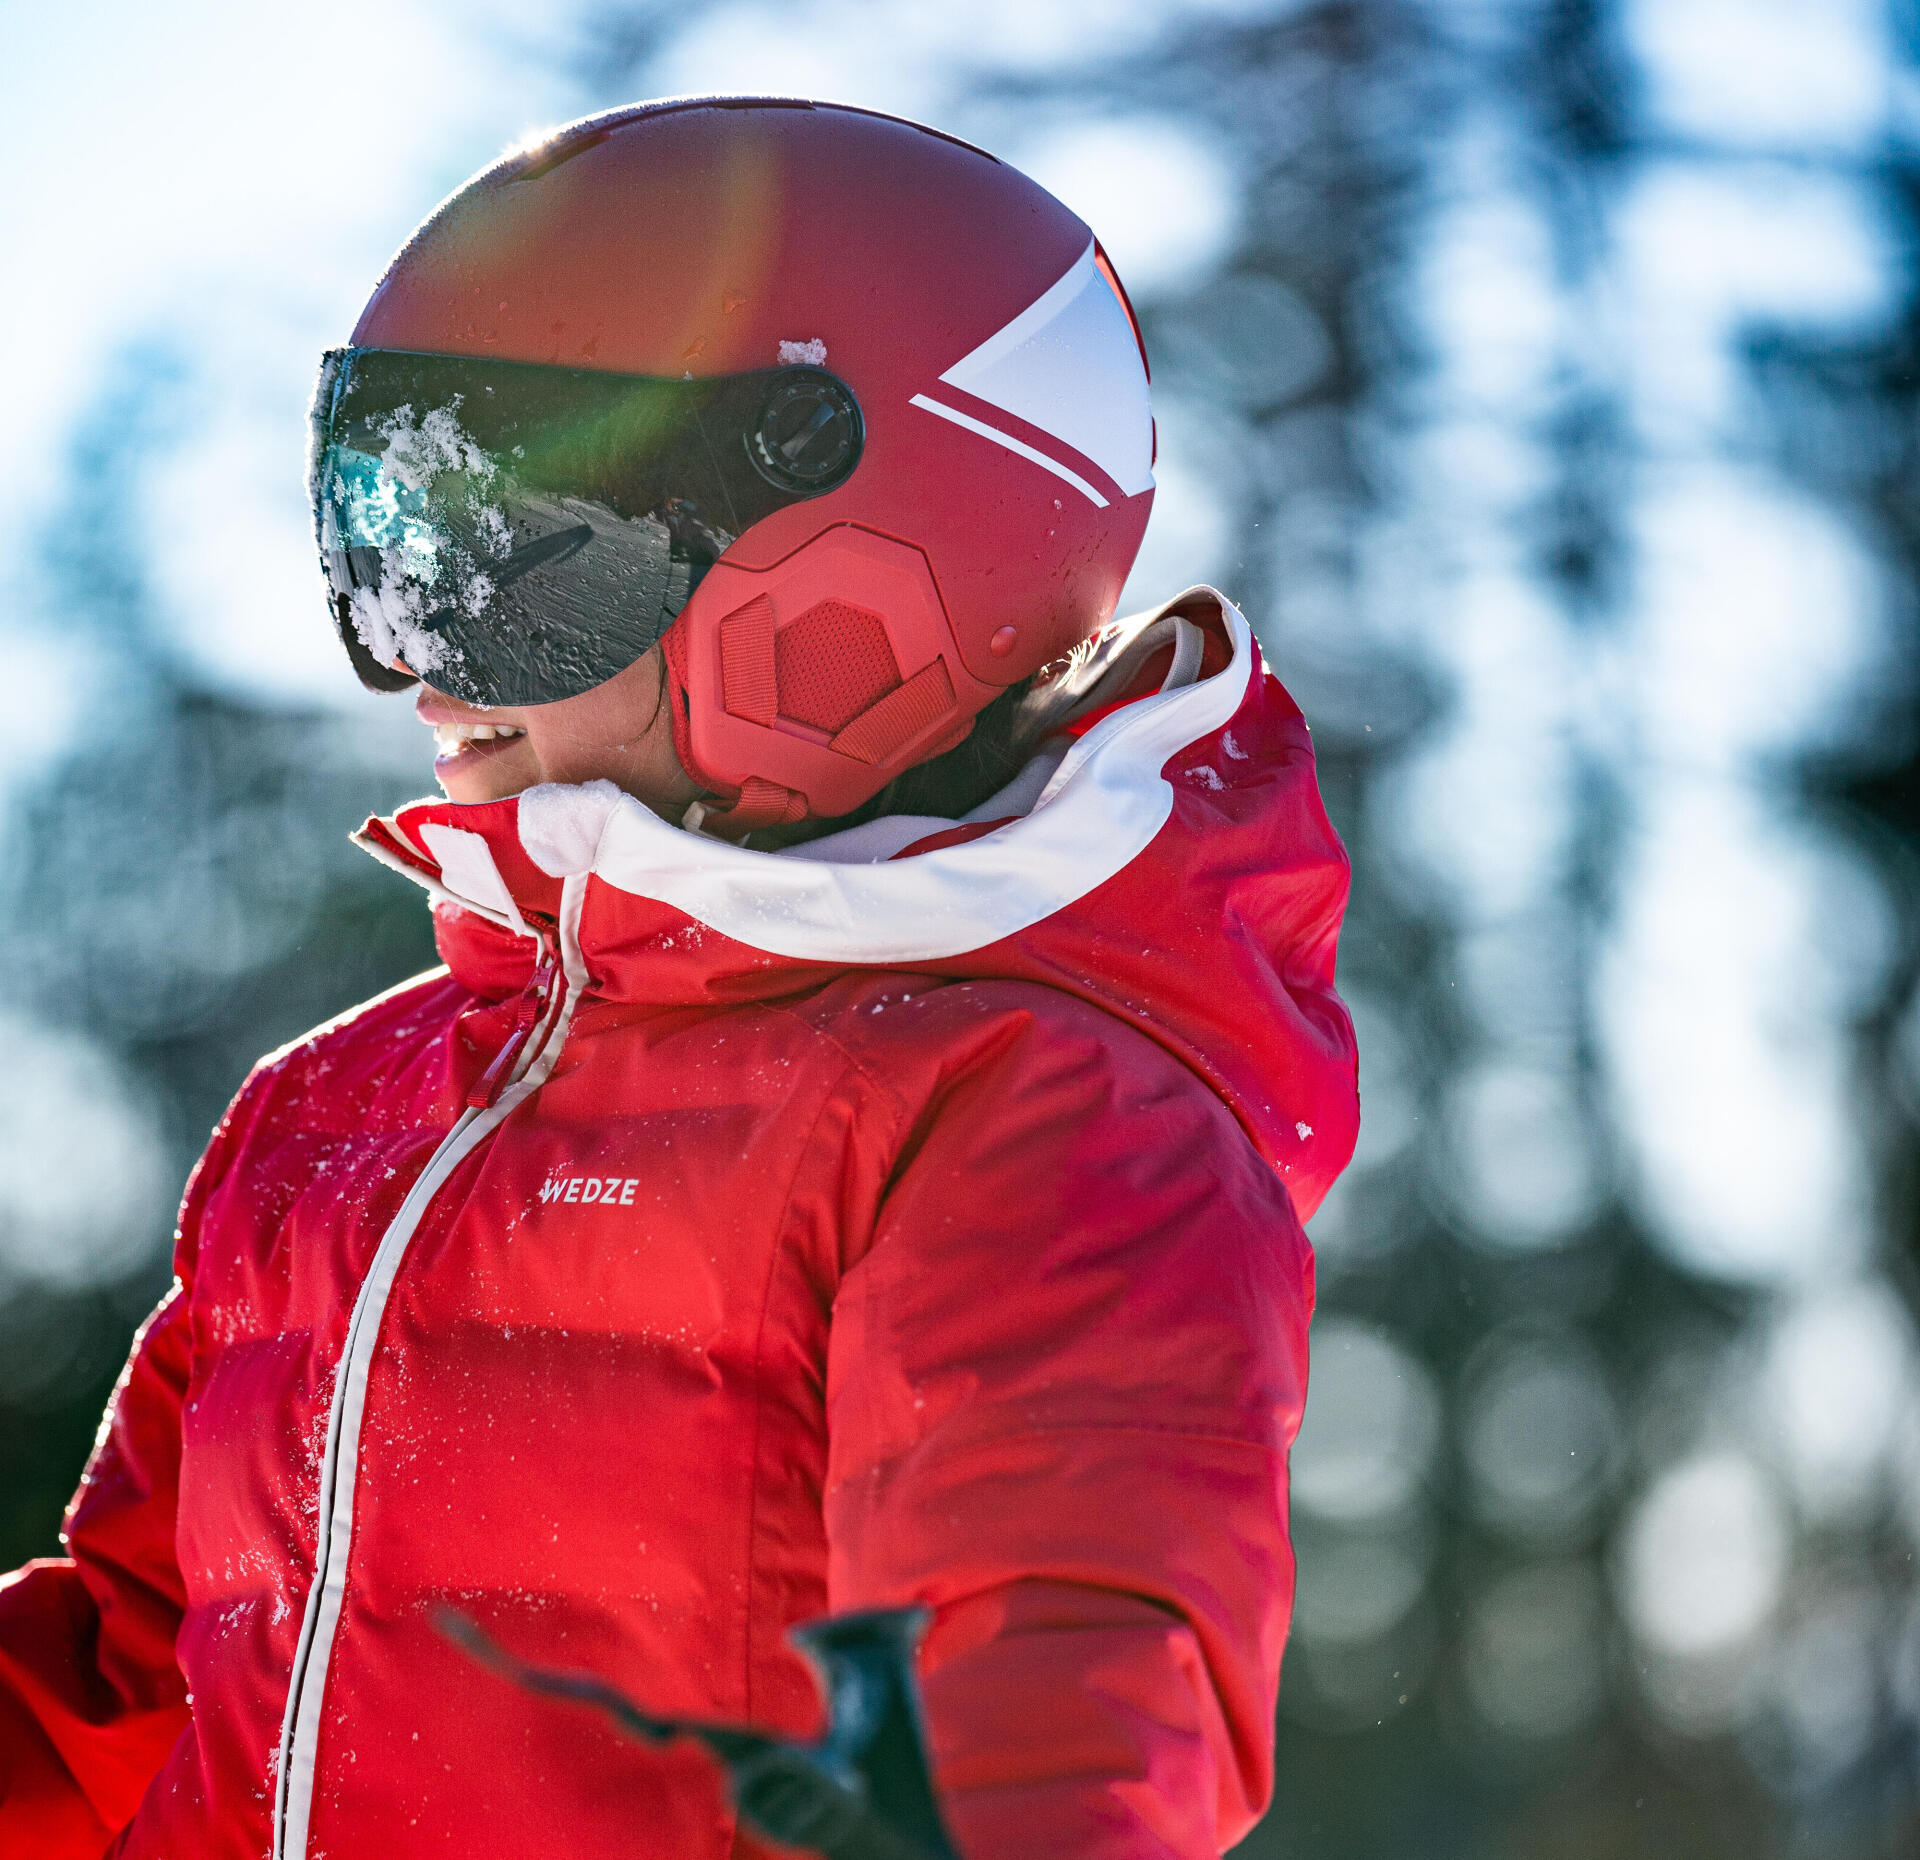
[308,346,863,707]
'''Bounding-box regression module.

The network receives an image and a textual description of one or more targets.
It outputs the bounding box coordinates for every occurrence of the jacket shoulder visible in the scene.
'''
[222,966,471,1143]
[795,970,1261,1145]
[252,964,467,1078]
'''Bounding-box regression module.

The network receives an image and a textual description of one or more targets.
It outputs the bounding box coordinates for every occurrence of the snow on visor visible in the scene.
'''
[309,347,864,707]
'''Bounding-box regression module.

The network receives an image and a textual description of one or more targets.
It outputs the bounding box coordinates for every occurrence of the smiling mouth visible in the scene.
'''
[432,720,528,761]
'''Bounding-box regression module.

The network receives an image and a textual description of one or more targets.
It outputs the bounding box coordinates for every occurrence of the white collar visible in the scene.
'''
[511,587,1255,965]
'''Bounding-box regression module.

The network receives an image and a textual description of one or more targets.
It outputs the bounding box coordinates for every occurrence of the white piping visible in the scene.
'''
[271,873,587,1860]
[375,589,1252,963]
[907,393,1111,508]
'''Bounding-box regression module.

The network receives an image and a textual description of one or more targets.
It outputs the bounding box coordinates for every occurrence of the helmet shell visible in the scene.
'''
[353,98,1155,820]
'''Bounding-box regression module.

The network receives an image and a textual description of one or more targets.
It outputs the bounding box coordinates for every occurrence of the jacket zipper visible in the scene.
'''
[271,895,582,1860]
[467,949,560,1109]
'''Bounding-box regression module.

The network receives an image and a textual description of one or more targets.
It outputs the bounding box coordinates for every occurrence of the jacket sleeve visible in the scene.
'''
[823,993,1314,1859]
[0,1289,192,1854]
[0,1081,249,1855]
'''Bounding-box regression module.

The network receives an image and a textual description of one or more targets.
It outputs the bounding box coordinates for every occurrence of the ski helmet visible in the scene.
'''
[311,98,1156,828]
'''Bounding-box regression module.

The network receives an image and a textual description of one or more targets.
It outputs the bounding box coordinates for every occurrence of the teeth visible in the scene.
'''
[432,721,525,756]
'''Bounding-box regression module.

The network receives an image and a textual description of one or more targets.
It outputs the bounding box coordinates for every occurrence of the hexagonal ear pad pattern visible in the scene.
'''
[674,524,1001,826]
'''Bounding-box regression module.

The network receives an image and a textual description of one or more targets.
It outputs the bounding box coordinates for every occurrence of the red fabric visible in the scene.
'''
[0,646,1354,1859]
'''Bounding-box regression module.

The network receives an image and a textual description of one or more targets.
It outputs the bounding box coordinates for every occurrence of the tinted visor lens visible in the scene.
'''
[309,346,863,706]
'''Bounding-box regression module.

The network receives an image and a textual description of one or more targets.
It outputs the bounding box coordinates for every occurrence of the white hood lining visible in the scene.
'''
[417,824,534,938]
[510,588,1256,965]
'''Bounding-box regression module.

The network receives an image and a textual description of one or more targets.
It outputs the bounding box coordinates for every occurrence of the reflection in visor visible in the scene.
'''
[323,445,464,647]
[309,348,863,707]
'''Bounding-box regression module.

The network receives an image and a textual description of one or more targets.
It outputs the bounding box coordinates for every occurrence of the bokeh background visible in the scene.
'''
[4,2,1919,1854]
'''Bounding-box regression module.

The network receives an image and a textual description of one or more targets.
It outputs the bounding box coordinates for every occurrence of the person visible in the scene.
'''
[0,99,1357,1860]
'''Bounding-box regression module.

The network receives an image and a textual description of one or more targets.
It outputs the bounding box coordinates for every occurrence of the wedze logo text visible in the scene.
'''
[538,1175,640,1206]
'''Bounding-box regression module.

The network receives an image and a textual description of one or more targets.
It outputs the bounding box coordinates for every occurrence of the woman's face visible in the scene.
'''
[414,644,702,817]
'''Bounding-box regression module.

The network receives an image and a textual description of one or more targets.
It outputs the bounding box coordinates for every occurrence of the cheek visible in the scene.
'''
[525,708,642,776]
[510,650,694,802]
[521,694,687,795]
[525,660,661,756]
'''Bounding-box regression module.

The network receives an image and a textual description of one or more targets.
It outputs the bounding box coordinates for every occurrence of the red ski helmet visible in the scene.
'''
[318,98,1156,827]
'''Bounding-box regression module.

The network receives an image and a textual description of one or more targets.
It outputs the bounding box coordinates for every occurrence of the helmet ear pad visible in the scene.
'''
[661,523,1001,831]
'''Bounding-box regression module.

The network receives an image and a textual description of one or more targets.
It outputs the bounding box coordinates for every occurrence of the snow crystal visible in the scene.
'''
[1184,764,1226,791]
[348,579,450,677]
[777,337,828,366]
[1222,731,1248,761]
[473,503,512,557]
[1296,1121,1314,1141]
[332,397,508,676]
[519,779,626,877]
[377,400,495,493]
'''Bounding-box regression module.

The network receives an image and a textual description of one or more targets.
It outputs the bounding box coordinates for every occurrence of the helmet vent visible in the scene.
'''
[775,601,901,733]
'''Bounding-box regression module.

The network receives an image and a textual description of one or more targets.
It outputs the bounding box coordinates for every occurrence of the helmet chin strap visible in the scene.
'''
[680,780,810,841]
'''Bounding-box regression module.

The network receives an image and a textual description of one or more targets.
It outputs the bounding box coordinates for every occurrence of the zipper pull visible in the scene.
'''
[467,949,560,1110]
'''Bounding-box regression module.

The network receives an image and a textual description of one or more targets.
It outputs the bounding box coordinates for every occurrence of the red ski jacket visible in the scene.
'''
[0,590,1356,1860]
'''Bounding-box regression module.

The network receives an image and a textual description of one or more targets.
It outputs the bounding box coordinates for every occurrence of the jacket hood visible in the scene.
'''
[355,587,1358,1217]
